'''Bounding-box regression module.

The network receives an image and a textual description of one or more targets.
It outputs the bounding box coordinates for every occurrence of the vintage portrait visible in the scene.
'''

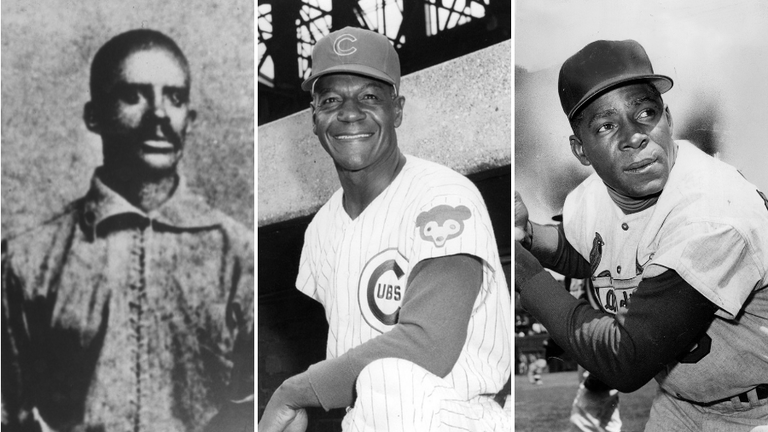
[1,1,254,430]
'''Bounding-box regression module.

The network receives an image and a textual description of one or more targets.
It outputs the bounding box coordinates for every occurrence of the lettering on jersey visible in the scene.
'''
[589,232,605,276]
[333,34,357,56]
[758,189,768,212]
[415,205,471,247]
[359,249,409,333]
[590,275,639,315]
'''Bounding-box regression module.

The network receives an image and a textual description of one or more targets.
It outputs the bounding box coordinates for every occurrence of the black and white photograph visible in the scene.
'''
[257,1,512,430]
[1,1,254,430]
[514,1,768,431]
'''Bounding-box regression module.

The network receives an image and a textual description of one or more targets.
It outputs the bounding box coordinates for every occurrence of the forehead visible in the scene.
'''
[314,73,389,94]
[583,82,661,114]
[116,48,188,87]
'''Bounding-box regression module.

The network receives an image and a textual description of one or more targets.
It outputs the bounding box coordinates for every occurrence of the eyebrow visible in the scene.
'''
[626,95,658,108]
[586,95,660,129]
[587,108,619,130]
[315,81,387,96]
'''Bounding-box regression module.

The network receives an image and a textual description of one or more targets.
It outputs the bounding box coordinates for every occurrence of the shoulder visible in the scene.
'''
[661,141,768,228]
[399,156,485,207]
[304,188,343,235]
[402,156,477,188]
[3,199,84,270]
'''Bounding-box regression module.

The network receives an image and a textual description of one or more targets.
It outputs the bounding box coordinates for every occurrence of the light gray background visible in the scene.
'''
[1,0,254,235]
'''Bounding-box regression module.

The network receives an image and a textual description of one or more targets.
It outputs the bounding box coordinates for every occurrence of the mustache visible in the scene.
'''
[139,118,183,147]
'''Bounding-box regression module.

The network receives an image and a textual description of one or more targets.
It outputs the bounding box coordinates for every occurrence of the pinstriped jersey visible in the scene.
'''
[297,156,511,400]
[563,140,768,403]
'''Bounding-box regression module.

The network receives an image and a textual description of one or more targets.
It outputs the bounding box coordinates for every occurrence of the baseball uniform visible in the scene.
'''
[297,155,511,430]
[560,140,768,429]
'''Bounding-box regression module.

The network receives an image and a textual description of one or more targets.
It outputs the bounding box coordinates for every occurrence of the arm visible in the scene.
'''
[207,234,256,432]
[259,253,482,430]
[307,254,482,409]
[1,241,39,431]
[515,242,717,392]
[514,191,590,278]
[529,223,591,279]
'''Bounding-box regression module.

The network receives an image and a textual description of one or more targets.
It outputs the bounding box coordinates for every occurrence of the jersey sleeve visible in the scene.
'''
[296,217,323,303]
[408,177,498,277]
[306,254,483,409]
[517,243,717,393]
[649,221,763,318]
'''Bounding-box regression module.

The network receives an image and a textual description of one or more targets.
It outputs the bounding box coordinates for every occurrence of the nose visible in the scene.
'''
[337,99,365,122]
[150,88,168,119]
[621,123,649,150]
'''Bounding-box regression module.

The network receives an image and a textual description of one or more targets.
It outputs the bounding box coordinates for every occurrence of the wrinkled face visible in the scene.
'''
[311,74,404,172]
[571,83,677,198]
[91,48,194,174]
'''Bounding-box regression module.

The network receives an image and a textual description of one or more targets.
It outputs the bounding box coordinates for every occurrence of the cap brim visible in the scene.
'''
[301,64,396,92]
[568,74,673,120]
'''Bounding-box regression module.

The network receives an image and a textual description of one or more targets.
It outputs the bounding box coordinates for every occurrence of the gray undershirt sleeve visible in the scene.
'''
[307,254,483,410]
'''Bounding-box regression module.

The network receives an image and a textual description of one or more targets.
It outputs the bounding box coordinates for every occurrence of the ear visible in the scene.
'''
[570,135,591,166]
[185,109,197,134]
[83,102,100,133]
[393,95,406,128]
[664,104,673,135]
[310,102,318,135]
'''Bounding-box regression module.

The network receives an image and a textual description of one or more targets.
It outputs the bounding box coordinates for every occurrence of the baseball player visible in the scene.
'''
[514,39,768,431]
[258,27,511,432]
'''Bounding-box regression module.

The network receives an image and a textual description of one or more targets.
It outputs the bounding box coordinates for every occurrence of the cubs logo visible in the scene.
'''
[415,205,471,247]
[333,34,357,56]
[358,249,409,333]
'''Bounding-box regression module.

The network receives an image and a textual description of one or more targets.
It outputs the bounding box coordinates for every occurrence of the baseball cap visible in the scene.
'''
[558,39,673,120]
[301,27,400,93]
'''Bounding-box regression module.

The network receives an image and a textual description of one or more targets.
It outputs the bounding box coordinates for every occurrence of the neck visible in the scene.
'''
[99,165,178,212]
[338,149,406,219]
[605,185,660,214]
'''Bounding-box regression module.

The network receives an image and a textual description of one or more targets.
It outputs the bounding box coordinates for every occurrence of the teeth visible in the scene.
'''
[335,134,372,140]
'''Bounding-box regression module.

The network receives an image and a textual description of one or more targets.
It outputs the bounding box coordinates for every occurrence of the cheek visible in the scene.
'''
[109,105,144,129]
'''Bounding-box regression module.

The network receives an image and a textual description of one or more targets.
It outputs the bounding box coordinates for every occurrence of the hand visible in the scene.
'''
[258,406,307,432]
[259,380,311,432]
[515,191,532,248]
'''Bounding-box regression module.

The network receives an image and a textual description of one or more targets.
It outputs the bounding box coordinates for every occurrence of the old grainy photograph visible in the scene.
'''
[514,1,768,431]
[257,1,512,430]
[1,1,254,431]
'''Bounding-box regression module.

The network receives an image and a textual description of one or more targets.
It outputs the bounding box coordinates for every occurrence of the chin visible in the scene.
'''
[139,154,181,174]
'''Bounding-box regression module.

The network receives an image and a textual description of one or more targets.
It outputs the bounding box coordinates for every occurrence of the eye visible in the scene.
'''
[115,87,141,104]
[319,96,340,107]
[362,93,379,100]
[167,90,188,107]
[596,123,615,133]
[637,109,655,120]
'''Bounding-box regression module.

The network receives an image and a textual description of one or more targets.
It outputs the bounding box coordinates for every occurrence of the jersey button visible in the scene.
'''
[621,223,629,231]
[617,265,622,274]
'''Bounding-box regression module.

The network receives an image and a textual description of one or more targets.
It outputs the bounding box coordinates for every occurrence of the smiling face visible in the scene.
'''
[86,48,195,176]
[311,73,404,174]
[570,82,677,198]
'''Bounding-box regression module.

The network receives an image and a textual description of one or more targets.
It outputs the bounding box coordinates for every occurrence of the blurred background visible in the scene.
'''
[1,0,254,233]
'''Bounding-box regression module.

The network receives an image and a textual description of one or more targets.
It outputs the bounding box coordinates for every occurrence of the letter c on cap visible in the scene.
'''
[334,34,357,56]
